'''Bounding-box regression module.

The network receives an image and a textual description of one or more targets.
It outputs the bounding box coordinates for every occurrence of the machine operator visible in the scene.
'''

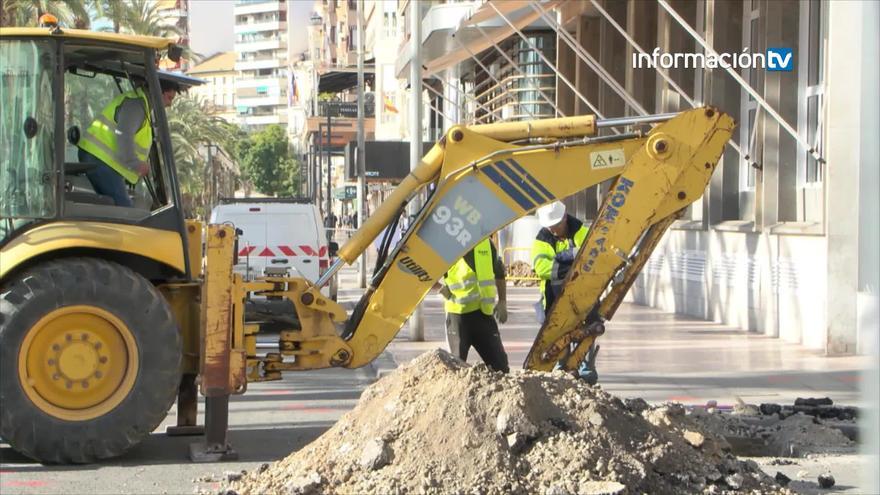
[77,79,178,206]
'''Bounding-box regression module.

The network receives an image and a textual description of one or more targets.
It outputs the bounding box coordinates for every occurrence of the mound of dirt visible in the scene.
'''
[231,350,787,495]
[506,261,539,287]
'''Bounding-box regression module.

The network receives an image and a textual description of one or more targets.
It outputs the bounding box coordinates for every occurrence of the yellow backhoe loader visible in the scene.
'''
[0,25,734,463]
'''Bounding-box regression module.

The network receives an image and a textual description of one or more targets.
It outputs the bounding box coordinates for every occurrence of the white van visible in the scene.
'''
[209,199,337,299]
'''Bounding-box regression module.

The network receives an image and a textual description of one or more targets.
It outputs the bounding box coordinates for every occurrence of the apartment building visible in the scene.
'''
[397,0,877,356]
[367,0,405,140]
[186,51,237,123]
[234,0,289,130]
[298,0,381,216]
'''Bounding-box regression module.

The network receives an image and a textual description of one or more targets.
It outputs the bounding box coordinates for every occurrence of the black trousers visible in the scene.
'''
[445,310,510,373]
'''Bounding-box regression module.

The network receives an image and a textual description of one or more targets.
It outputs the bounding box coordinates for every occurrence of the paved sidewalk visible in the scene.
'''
[338,265,869,407]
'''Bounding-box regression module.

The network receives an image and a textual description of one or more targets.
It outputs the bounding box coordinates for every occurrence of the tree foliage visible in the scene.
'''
[237,125,300,197]
[166,94,242,217]
[1,0,91,28]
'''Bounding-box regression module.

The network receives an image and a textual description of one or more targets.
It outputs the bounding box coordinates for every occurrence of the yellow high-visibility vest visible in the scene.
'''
[78,88,152,184]
[531,221,589,308]
[443,239,497,315]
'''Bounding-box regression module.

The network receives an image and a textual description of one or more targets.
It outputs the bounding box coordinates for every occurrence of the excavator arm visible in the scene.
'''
[335,106,733,369]
[241,107,733,374]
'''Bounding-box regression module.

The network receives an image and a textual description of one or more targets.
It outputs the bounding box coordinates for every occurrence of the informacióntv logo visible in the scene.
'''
[766,47,794,71]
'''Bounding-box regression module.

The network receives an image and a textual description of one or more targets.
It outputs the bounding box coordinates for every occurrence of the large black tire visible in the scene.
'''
[0,257,181,463]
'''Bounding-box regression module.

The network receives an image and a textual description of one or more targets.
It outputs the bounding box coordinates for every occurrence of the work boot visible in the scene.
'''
[577,344,600,385]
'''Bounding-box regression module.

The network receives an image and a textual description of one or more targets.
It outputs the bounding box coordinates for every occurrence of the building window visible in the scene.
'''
[791,0,825,223]
[383,0,398,36]
[739,2,761,194]
[799,0,824,185]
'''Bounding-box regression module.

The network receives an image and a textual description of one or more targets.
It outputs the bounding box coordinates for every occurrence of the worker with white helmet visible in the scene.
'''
[531,201,599,383]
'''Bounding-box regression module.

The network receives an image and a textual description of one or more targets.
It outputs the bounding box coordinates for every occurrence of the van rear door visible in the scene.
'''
[232,214,268,280]
[267,210,320,282]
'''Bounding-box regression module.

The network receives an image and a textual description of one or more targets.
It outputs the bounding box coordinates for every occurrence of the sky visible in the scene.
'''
[189,0,312,60]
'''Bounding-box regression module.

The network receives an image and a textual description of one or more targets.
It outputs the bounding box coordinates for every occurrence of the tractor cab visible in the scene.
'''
[0,23,210,464]
[0,24,199,268]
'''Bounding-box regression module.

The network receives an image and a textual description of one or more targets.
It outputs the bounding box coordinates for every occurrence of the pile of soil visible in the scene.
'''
[231,350,787,495]
[506,261,539,287]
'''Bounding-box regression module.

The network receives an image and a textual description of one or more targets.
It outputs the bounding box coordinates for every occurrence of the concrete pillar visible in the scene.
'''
[625,0,657,113]
[705,0,744,223]
[598,0,627,118]
[854,4,879,488]
[856,1,880,355]
[761,0,800,226]
[823,0,875,355]
[556,27,576,117]
[574,14,600,220]
[574,16,600,117]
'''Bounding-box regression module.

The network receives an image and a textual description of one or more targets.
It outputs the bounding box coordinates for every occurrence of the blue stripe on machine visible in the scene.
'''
[507,158,556,201]
[494,160,547,205]
[482,164,535,211]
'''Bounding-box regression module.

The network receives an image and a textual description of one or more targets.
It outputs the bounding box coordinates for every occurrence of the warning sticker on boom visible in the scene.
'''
[590,149,626,170]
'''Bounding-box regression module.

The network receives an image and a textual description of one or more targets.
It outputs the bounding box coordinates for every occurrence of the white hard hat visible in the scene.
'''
[537,201,566,228]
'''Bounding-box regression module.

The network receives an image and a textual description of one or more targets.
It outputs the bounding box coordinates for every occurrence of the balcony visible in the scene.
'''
[236,77,287,89]
[236,95,287,107]
[233,1,285,16]
[305,114,374,147]
[235,58,285,71]
[234,38,285,52]
[240,113,288,126]
[234,20,286,34]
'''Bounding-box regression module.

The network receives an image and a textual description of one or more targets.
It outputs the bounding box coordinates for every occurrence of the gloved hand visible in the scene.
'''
[555,249,576,264]
[439,285,452,300]
[494,300,508,324]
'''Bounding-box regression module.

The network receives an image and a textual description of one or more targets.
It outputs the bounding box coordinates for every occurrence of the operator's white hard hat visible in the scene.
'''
[537,201,566,228]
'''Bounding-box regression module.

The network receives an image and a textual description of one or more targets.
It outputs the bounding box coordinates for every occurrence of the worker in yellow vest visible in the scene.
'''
[531,201,599,384]
[438,238,510,373]
[77,79,179,206]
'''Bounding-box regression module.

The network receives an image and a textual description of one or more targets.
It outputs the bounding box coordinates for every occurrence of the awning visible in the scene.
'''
[318,59,375,93]
[394,0,562,78]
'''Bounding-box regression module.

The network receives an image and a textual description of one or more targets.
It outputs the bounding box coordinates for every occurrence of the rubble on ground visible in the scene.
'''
[506,261,539,287]
[230,350,788,495]
[671,407,855,458]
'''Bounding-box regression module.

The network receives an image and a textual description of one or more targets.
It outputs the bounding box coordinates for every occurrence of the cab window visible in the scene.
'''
[62,44,171,213]
[0,39,58,242]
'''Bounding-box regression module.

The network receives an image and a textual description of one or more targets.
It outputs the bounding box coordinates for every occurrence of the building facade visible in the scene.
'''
[234,0,289,130]
[186,51,237,123]
[399,0,877,356]
[298,0,381,219]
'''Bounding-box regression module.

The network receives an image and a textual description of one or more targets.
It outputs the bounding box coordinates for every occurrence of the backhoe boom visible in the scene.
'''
[336,107,734,369]
[232,107,733,376]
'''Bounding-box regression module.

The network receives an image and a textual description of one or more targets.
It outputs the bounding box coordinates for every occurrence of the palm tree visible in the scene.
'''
[118,0,201,65]
[1,0,90,28]
[119,0,181,38]
[166,94,240,217]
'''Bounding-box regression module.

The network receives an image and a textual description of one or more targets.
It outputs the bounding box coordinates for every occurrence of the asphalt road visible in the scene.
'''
[0,366,373,495]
